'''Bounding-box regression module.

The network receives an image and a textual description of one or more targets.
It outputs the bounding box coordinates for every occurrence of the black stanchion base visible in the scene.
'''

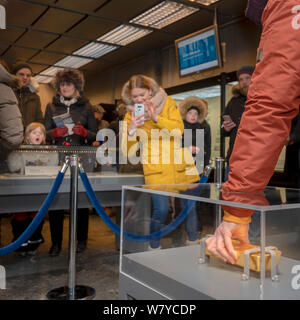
[47,285,96,300]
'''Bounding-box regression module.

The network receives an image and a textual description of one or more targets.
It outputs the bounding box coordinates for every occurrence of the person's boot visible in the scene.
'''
[76,240,87,253]
[27,219,44,255]
[48,211,64,257]
[48,243,61,257]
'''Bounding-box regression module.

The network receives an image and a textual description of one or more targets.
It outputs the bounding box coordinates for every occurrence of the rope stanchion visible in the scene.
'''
[0,171,65,256]
[47,155,95,301]
[80,167,210,242]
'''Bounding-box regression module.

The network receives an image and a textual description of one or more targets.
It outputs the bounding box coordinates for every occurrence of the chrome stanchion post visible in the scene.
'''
[214,157,225,227]
[68,154,79,300]
[47,155,95,300]
[215,157,224,188]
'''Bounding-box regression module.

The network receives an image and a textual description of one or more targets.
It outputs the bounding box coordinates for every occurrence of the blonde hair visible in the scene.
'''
[128,74,153,94]
[24,122,46,145]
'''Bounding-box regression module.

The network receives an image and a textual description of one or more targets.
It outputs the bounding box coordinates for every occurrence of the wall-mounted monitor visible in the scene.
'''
[175,24,222,77]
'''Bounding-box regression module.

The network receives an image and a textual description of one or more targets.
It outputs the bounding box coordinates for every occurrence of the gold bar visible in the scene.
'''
[204,240,281,272]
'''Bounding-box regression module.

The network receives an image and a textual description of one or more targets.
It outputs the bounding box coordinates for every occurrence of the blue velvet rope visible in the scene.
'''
[80,172,208,242]
[0,171,65,256]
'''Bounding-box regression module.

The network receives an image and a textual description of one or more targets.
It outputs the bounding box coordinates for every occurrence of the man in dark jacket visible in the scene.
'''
[13,63,43,127]
[221,65,254,179]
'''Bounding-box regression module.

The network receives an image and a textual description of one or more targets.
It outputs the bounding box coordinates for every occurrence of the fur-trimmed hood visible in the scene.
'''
[0,64,14,85]
[121,76,167,117]
[231,84,245,97]
[179,96,208,123]
[52,68,84,93]
[0,64,22,89]
[28,77,39,93]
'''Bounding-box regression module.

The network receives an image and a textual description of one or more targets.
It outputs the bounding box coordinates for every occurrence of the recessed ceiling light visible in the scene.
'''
[74,42,117,59]
[39,66,63,77]
[188,0,220,6]
[54,56,93,69]
[35,75,53,84]
[98,25,152,46]
[131,1,198,29]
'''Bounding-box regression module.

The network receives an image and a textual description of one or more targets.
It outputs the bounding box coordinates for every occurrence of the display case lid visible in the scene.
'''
[122,184,300,211]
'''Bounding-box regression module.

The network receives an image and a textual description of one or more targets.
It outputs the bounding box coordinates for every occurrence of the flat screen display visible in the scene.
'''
[175,25,221,76]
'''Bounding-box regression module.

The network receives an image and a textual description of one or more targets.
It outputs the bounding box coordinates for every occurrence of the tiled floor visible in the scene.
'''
[0,212,120,300]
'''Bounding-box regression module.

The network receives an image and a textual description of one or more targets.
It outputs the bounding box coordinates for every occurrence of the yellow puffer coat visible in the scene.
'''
[121,95,199,186]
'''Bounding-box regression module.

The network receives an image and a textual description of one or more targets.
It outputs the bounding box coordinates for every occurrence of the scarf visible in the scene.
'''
[60,95,77,107]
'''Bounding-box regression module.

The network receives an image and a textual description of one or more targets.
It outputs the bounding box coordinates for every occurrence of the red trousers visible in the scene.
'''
[222,0,300,222]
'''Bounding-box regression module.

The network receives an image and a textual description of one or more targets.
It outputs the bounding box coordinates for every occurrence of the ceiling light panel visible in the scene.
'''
[54,56,93,69]
[130,1,198,29]
[39,66,63,77]
[73,42,117,59]
[35,75,53,84]
[98,25,152,46]
[188,0,220,6]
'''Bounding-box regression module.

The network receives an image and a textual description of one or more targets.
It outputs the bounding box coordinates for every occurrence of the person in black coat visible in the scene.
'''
[221,65,254,179]
[44,68,97,256]
[180,97,211,169]
[284,111,300,188]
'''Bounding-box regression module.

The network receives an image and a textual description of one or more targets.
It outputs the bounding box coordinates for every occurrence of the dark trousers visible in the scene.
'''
[11,216,44,251]
[48,208,89,246]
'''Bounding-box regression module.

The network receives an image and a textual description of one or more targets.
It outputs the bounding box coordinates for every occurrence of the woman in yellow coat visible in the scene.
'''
[121,74,199,249]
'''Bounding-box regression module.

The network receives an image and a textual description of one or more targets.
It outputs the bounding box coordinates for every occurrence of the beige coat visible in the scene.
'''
[0,64,23,155]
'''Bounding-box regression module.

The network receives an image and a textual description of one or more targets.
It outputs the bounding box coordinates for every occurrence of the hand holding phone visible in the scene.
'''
[222,114,236,132]
[222,114,233,123]
[134,104,145,125]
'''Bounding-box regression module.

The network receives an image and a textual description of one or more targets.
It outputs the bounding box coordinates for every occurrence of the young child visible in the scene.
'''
[10,122,46,256]
[180,97,211,168]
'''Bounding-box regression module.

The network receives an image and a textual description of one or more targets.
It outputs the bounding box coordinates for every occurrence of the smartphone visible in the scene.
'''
[222,114,233,122]
[134,103,145,124]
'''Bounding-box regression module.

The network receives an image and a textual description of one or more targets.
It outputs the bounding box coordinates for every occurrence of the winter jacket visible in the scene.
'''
[179,96,211,167]
[14,79,43,128]
[44,94,97,146]
[121,78,199,186]
[0,64,23,157]
[245,0,269,25]
[182,120,211,167]
[221,85,247,161]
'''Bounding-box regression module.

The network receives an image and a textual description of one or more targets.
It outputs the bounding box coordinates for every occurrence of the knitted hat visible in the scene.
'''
[52,68,84,93]
[13,63,33,75]
[93,104,106,114]
[236,65,255,79]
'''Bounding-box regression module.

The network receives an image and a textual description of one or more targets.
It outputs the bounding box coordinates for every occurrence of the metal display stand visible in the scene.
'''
[214,157,224,227]
[47,155,95,300]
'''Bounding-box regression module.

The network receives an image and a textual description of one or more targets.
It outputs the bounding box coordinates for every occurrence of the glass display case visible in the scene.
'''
[0,145,144,213]
[119,183,300,300]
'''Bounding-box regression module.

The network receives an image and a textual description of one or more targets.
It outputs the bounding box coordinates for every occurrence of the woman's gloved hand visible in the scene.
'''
[72,122,88,138]
[52,126,68,138]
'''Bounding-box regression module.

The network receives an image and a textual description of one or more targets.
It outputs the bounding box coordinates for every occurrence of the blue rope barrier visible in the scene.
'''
[0,171,65,256]
[80,172,208,242]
